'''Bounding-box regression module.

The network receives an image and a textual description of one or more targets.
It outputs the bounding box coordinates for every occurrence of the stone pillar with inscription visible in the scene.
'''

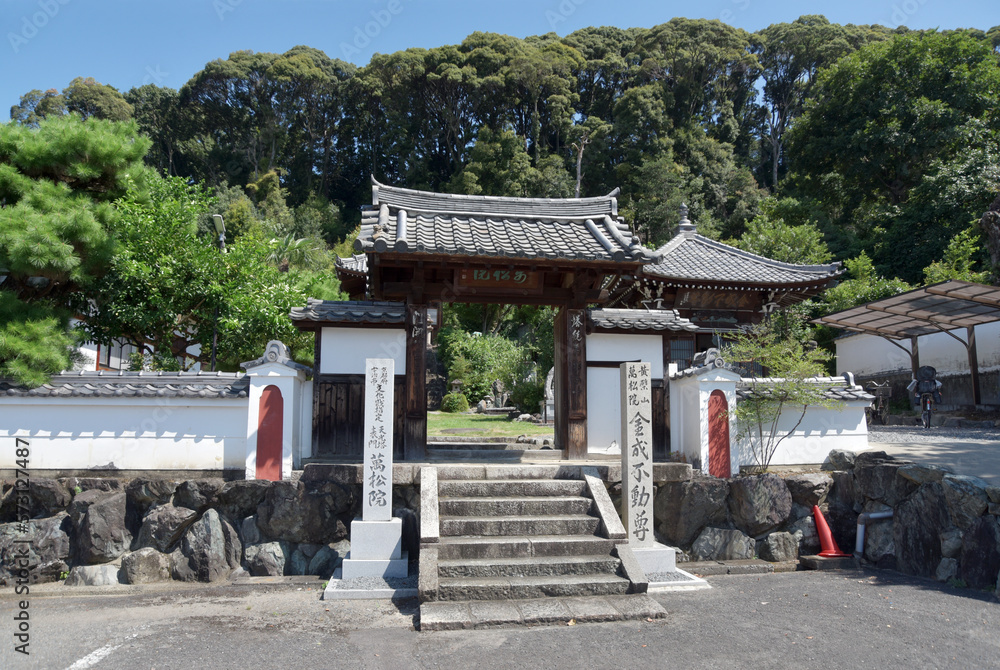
[339,358,408,579]
[621,361,676,575]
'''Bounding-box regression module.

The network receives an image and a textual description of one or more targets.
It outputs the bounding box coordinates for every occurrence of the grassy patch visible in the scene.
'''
[428,411,554,438]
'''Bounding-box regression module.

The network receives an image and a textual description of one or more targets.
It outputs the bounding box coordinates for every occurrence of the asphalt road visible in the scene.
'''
[1,569,997,670]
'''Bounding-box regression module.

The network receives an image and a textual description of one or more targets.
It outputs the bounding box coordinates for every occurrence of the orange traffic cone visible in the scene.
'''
[813,505,851,558]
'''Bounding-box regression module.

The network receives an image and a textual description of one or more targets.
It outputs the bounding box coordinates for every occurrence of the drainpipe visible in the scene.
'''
[855,510,894,556]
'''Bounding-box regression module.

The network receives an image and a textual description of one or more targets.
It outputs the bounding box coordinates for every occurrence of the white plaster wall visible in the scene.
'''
[836,320,1000,377]
[585,333,663,453]
[0,398,247,471]
[320,327,406,375]
[735,400,871,467]
[75,342,98,371]
[587,367,622,452]
[587,334,664,377]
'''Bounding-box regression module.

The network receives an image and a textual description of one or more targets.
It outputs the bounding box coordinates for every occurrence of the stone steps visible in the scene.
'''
[435,573,630,601]
[439,495,593,517]
[436,534,616,560]
[437,554,621,578]
[420,470,642,613]
[439,514,600,537]
[438,479,587,497]
[420,594,667,631]
[427,448,562,462]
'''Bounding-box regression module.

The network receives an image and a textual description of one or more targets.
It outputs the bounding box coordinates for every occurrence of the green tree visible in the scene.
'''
[922,226,990,284]
[820,252,912,314]
[753,16,878,188]
[0,115,150,384]
[786,31,1000,281]
[79,174,314,370]
[10,88,66,126]
[733,198,832,264]
[63,77,133,121]
[722,320,833,473]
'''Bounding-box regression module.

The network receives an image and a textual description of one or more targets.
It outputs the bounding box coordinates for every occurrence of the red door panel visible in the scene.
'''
[708,390,731,478]
[256,385,283,481]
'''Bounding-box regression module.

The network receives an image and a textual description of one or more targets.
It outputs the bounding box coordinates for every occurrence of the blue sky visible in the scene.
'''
[1,0,997,117]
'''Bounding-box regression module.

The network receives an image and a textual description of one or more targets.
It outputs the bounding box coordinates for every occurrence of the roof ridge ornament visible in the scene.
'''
[677,203,696,234]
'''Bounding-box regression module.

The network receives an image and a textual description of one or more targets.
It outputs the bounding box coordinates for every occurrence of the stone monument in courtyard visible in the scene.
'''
[620,361,676,574]
[339,358,408,579]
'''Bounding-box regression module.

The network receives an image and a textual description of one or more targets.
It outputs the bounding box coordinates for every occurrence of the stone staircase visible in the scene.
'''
[426,440,562,463]
[419,465,664,629]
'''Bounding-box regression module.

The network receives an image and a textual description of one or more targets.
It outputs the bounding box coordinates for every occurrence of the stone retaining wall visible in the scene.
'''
[0,476,420,586]
[648,450,1000,595]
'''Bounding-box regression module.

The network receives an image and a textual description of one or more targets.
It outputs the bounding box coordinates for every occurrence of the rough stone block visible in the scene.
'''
[691,527,755,561]
[759,532,799,563]
[65,564,121,587]
[516,598,572,624]
[469,600,522,627]
[121,547,171,584]
[419,601,472,631]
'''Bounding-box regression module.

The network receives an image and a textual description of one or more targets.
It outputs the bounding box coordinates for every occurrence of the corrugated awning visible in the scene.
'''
[812,281,1000,339]
[812,280,1000,406]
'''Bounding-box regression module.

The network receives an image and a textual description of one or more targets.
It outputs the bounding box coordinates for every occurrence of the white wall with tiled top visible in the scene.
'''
[0,397,248,472]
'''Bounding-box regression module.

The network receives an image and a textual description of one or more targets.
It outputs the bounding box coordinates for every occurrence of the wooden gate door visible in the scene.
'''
[708,390,731,478]
[256,385,283,481]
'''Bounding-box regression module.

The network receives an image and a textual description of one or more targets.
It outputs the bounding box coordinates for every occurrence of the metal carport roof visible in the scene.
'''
[812,281,1000,406]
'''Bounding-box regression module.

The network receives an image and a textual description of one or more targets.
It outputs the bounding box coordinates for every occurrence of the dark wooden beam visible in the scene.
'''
[554,306,588,459]
[312,329,322,458]
[968,325,982,405]
[404,303,427,461]
[381,283,605,305]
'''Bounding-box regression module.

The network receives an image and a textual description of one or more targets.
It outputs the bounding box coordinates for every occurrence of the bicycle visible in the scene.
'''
[865,381,891,426]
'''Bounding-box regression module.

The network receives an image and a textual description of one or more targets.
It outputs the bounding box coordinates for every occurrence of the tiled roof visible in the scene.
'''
[647,231,841,287]
[354,178,656,263]
[589,308,699,332]
[335,254,368,275]
[289,299,406,327]
[735,377,873,402]
[0,371,249,398]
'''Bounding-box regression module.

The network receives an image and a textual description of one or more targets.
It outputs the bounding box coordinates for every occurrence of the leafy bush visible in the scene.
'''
[437,330,524,403]
[440,392,470,413]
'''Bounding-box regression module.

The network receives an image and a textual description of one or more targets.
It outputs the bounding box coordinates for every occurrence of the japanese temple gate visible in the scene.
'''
[292,179,842,462]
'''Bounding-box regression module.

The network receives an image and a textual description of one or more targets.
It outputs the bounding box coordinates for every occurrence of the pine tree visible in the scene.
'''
[0,114,150,384]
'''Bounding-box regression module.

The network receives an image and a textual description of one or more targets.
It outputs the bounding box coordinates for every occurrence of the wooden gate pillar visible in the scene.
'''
[404,303,427,460]
[555,306,588,459]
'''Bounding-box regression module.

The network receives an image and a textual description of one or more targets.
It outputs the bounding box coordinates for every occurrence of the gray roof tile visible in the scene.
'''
[589,308,699,332]
[0,371,249,399]
[647,231,841,286]
[290,299,406,327]
[335,254,368,275]
[734,377,874,402]
[354,178,655,263]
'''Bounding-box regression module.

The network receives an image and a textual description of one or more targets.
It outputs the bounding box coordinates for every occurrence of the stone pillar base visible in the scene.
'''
[340,517,408,579]
[340,551,409,579]
[632,542,676,574]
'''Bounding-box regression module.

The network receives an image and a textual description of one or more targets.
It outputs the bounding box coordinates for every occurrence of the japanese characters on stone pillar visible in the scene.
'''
[363,358,393,522]
[621,361,654,548]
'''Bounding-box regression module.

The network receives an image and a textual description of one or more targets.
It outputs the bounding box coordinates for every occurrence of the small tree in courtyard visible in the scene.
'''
[721,319,833,474]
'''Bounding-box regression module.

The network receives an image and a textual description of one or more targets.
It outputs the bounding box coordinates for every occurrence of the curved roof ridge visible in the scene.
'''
[371,176,617,218]
[656,232,841,274]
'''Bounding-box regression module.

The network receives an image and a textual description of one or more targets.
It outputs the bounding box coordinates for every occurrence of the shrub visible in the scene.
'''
[440,393,470,413]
